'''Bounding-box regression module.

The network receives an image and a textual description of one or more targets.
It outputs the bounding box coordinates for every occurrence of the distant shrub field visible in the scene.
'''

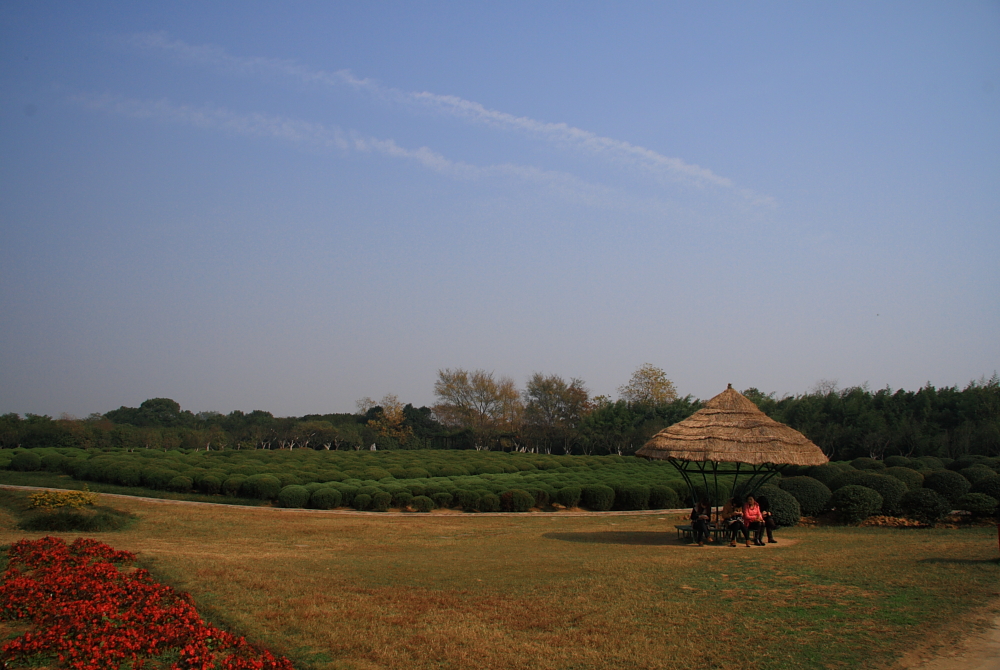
[2,446,998,521]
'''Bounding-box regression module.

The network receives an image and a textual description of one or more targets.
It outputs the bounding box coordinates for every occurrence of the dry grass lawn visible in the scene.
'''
[1,491,998,670]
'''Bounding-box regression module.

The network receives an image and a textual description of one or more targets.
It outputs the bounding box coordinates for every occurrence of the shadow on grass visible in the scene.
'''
[918,557,1000,564]
[543,531,679,546]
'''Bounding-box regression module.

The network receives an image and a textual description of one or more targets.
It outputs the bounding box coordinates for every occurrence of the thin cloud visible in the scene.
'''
[125,32,771,203]
[73,93,668,214]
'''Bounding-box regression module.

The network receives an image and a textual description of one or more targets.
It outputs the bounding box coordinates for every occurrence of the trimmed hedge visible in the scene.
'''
[310,488,342,509]
[884,467,924,491]
[555,486,582,508]
[755,485,800,527]
[957,493,998,518]
[411,495,435,513]
[198,475,221,495]
[923,470,971,505]
[222,476,246,497]
[900,488,952,524]
[613,484,650,511]
[859,473,908,516]
[581,485,615,511]
[960,465,996,486]
[850,457,885,471]
[241,474,282,500]
[500,489,535,512]
[970,474,1000,501]
[371,491,393,512]
[10,452,42,472]
[778,476,831,517]
[278,485,311,508]
[831,485,882,524]
[479,493,501,512]
[167,476,193,493]
[648,485,680,510]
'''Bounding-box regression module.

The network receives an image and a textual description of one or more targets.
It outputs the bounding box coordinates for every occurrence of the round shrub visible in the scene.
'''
[806,464,851,488]
[278,485,311,508]
[408,484,426,497]
[337,485,359,506]
[478,493,501,512]
[10,451,42,472]
[859,473,908,515]
[241,474,283,500]
[884,466,924,491]
[581,484,615,511]
[649,485,680,510]
[453,489,480,510]
[310,487,343,510]
[167,476,193,493]
[664,480,690,502]
[831,485,883,524]
[411,495,435,513]
[276,472,302,487]
[198,475,221,495]
[884,455,913,468]
[755,485,801,527]
[392,490,414,508]
[500,489,535,512]
[916,456,945,470]
[221,476,246,497]
[851,457,885,471]
[923,470,971,505]
[901,488,952,524]
[103,464,139,488]
[40,453,68,472]
[352,493,372,510]
[613,484,650,511]
[970,474,1000,501]
[555,486,582,508]
[957,493,998,518]
[528,488,551,508]
[828,469,874,491]
[371,491,393,512]
[960,466,996,486]
[778,476,832,517]
[431,492,454,509]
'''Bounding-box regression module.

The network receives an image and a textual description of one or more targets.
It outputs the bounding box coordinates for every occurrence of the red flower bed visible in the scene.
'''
[0,537,295,670]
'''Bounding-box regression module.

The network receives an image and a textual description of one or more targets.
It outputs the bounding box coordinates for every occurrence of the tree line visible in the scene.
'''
[1,368,998,461]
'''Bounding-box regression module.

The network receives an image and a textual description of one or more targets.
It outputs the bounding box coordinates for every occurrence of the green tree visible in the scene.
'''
[522,373,591,454]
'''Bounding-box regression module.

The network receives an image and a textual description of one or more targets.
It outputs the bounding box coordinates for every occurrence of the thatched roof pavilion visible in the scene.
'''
[637,384,828,507]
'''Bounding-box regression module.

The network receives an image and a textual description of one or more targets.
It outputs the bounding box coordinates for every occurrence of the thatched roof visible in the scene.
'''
[636,385,828,466]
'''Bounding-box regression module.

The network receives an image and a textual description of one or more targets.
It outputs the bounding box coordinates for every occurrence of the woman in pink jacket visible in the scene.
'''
[743,495,765,547]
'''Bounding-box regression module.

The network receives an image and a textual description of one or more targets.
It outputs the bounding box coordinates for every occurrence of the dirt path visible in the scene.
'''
[896,611,1000,670]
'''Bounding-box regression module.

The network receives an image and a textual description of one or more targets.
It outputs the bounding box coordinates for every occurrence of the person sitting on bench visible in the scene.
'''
[690,497,713,546]
[721,496,747,547]
[743,495,765,547]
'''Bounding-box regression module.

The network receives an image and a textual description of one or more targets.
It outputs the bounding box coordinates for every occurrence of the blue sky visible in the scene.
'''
[2,1,998,418]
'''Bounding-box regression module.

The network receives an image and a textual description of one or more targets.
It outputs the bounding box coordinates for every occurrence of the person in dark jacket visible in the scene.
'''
[721,496,747,547]
[757,495,778,544]
[690,497,713,546]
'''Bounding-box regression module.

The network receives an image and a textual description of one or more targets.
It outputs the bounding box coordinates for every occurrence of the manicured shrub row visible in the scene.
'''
[777,454,1000,523]
[0,536,294,670]
[7,447,997,519]
[3,447,702,512]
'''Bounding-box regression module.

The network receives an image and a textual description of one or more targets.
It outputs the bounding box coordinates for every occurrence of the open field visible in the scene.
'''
[1,489,998,670]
